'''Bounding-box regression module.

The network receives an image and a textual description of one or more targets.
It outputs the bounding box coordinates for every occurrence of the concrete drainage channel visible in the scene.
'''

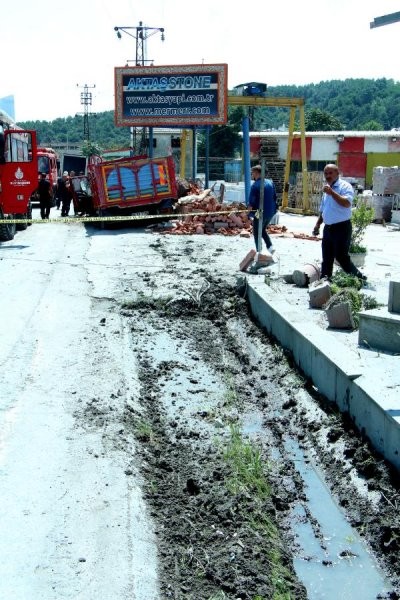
[115,276,399,599]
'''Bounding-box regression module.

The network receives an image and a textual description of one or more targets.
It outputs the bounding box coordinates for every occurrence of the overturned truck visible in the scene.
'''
[72,154,178,220]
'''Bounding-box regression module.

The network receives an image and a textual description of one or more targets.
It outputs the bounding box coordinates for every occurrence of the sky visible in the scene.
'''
[3,0,400,123]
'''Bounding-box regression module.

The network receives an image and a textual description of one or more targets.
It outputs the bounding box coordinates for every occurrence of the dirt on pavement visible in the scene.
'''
[80,234,400,599]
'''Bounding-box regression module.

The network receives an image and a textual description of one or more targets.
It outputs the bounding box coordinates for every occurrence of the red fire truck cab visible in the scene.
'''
[0,112,38,241]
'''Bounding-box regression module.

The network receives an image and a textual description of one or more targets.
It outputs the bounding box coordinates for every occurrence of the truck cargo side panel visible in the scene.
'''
[94,156,177,211]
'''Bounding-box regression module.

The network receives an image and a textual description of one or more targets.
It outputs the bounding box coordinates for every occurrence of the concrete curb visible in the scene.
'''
[246,279,400,471]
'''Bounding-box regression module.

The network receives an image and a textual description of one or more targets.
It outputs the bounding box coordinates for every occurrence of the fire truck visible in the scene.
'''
[37,147,58,194]
[0,110,38,241]
[71,154,178,221]
[30,146,59,207]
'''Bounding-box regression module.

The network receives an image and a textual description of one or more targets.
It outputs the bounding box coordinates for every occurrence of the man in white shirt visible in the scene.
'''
[313,164,366,282]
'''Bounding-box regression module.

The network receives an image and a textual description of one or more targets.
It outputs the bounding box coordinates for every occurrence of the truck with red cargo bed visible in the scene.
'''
[71,154,178,220]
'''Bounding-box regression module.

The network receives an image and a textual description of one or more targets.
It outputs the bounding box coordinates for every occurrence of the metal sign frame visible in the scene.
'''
[114,64,228,127]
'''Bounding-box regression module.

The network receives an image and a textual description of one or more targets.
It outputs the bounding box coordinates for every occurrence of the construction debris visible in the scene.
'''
[288,263,321,288]
[169,194,252,236]
[239,250,275,274]
[308,279,332,308]
[152,183,290,237]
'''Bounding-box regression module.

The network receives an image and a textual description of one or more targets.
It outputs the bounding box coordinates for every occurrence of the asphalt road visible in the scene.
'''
[1,208,398,599]
[0,213,158,600]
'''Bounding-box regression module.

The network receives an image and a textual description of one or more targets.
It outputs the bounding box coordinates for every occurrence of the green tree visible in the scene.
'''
[361,120,383,131]
[305,108,343,131]
[81,140,103,157]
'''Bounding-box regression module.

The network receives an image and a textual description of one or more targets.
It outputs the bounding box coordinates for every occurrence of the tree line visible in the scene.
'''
[19,78,400,156]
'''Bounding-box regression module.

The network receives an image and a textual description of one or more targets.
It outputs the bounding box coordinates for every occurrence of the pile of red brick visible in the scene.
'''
[165,195,253,236]
[154,186,292,237]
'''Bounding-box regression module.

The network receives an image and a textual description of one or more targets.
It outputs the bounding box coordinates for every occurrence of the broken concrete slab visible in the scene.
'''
[326,302,355,330]
[358,307,400,354]
[309,280,331,308]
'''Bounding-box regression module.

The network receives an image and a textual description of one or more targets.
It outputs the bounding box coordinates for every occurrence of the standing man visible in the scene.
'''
[70,171,81,215]
[59,171,73,217]
[313,163,366,281]
[248,164,278,254]
[37,172,52,220]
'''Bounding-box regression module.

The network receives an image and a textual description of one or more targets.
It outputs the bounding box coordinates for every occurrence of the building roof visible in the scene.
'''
[248,130,400,138]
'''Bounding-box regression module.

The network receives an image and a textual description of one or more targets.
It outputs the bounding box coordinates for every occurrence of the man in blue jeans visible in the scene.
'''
[248,164,278,253]
[313,163,366,281]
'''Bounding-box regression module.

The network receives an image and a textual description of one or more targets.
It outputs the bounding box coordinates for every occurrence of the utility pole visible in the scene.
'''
[76,83,95,141]
[114,21,165,154]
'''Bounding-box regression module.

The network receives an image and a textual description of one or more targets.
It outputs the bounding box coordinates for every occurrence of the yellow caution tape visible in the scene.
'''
[0,208,251,225]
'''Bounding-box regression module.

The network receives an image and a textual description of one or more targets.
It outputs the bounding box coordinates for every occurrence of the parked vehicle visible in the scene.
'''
[77,154,178,220]
[0,110,38,241]
[60,153,87,176]
[31,146,59,207]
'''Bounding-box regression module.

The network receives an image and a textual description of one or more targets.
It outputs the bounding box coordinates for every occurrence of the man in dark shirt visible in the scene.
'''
[248,164,278,253]
[37,172,52,220]
[59,171,73,217]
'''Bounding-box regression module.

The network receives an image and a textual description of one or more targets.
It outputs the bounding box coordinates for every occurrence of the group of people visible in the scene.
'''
[37,170,85,219]
[248,162,367,283]
[38,161,365,283]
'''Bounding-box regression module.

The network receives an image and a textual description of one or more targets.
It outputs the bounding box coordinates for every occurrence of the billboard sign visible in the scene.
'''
[114,64,228,127]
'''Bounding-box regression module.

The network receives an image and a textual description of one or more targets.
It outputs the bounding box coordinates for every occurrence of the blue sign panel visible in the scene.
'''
[115,64,228,127]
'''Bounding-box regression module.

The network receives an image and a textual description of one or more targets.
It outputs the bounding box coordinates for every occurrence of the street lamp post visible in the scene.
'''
[114,21,165,154]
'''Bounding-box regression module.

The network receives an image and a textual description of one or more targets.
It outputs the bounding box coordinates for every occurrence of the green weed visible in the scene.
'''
[135,419,154,443]
[224,424,270,498]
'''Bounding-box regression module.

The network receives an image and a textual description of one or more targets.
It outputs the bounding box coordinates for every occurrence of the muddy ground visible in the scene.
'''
[85,234,399,599]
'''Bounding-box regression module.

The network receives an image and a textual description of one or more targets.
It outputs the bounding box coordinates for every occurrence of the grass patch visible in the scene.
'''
[223,425,297,598]
[134,419,155,443]
[224,424,270,499]
[222,372,239,407]
[330,271,362,292]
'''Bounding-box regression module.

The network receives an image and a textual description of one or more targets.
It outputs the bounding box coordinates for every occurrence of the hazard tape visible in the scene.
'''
[0,208,251,225]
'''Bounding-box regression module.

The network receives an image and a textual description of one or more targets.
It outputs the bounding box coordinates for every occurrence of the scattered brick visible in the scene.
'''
[239,249,256,271]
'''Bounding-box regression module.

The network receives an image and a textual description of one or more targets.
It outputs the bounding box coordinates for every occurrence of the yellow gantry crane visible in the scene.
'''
[178,94,309,211]
[227,95,309,212]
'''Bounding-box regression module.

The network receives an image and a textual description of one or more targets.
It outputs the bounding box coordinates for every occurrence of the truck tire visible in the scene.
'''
[16,216,28,231]
[16,203,31,230]
[0,209,16,241]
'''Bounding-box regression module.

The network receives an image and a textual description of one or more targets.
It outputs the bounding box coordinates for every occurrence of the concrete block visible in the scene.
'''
[349,376,400,471]
[388,281,400,313]
[392,209,400,225]
[358,307,400,354]
[239,249,256,271]
[326,302,355,329]
[308,281,331,308]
